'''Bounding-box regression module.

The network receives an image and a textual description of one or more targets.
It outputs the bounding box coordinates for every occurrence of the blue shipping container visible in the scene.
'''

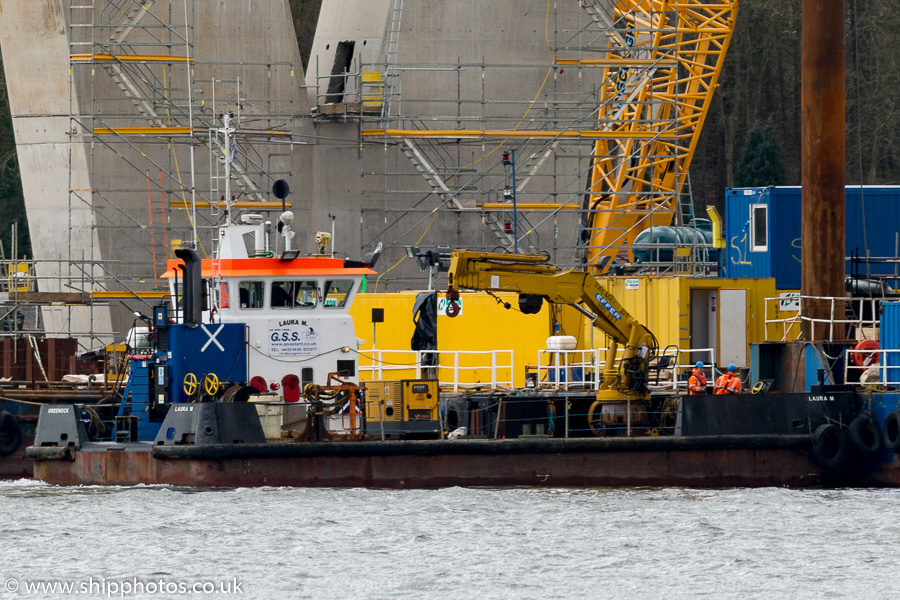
[725,186,900,290]
[881,302,900,386]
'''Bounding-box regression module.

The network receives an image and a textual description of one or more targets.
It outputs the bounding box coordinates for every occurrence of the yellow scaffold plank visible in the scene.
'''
[70,53,193,63]
[361,129,675,140]
[475,202,581,210]
[555,58,678,67]
[170,201,292,209]
[232,129,293,137]
[93,127,193,135]
[92,127,290,137]
[92,291,170,300]
[478,203,580,211]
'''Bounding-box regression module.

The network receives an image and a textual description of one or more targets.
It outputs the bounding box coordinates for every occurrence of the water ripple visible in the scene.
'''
[4,481,900,599]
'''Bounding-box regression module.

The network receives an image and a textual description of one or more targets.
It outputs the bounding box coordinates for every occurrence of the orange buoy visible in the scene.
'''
[852,339,880,367]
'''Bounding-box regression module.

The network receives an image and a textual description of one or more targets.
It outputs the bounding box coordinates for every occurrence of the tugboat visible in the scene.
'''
[48,114,381,447]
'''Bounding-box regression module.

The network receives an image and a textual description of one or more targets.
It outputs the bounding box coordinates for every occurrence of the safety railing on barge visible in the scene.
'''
[845,347,900,389]
[358,347,723,394]
[530,347,718,393]
[357,349,515,391]
[765,295,881,342]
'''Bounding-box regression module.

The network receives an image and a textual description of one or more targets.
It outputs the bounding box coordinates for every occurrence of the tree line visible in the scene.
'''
[693,0,900,211]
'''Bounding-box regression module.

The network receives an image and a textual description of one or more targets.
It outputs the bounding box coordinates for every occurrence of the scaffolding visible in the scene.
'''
[311,0,735,283]
[11,0,740,343]
[60,0,298,346]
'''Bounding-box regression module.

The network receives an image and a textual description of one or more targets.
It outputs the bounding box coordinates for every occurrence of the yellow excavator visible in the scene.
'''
[446,250,662,434]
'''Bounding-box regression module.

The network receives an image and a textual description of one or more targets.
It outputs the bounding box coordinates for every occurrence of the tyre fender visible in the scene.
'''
[883,410,900,453]
[848,414,881,454]
[0,410,23,457]
[811,423,848,469]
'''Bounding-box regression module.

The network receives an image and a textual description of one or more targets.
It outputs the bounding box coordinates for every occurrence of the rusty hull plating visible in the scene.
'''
[31,436,824,489]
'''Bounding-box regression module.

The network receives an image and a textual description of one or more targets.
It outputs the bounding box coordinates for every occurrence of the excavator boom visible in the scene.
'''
[447,250,657,394]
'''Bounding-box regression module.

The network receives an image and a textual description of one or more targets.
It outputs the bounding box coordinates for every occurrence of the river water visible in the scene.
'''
[2,480,900,599]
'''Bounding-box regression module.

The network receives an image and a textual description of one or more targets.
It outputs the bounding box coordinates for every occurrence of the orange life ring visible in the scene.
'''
[852,339,880,367]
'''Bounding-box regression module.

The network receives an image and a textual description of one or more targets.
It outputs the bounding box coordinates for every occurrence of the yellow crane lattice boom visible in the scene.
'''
[582,0,738,268]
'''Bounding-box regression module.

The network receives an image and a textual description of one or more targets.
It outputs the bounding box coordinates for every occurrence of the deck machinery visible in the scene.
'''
[446,250,663,433]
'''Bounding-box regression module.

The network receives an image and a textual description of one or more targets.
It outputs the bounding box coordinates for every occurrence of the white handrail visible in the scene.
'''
[765,295,881,342]
[845,348,900,388]
[534,347,718,392]
[358,349,515,391]
[361,346,724,393]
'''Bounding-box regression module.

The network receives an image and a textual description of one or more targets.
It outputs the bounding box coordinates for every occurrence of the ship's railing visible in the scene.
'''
[845,348,900,388]
[531,347,717,392]
[667,348,718,392]
[532,348,599,390]
[358,349,515,392]
[624,243,720,277]
[765,295,881,342]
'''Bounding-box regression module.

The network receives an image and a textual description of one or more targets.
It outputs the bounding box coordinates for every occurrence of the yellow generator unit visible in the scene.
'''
[363,379,440,440]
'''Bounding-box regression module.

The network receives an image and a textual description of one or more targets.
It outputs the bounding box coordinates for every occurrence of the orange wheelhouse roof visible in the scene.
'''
[162,257,376,279]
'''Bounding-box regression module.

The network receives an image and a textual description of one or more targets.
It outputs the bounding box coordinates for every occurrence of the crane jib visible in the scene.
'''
[594,293,622,321]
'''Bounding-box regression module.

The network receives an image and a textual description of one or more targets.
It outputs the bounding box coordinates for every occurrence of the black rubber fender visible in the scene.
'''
[848,414,881,454]
[0,410,23,457]
[446,408,460,430]
[883,411,900,453]
[812,424,848,469]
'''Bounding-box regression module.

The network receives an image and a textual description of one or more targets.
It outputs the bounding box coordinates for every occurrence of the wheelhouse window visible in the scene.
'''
[271,280,318,309]
[238,281,264,309]
[323,279,353,308]
[750,204,768,252]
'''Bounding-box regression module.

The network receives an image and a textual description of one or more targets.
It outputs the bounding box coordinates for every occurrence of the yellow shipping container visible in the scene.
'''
[351,277,784,387]
[596,276,782,366]
[351,291,554,388]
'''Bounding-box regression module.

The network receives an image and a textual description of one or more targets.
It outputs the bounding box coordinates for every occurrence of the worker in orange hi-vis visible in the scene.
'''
[688,361,708,395]
[714,364,742,395]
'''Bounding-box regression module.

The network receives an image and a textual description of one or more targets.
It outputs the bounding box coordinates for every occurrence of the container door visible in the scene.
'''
[719,288,747,367]
[690,289,717,365]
